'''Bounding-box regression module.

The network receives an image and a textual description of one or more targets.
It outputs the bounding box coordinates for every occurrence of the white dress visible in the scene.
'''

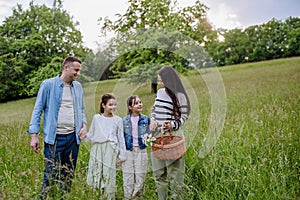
[85,114,126,199]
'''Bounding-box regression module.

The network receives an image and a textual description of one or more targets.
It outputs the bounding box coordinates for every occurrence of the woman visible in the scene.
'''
[150,66,190,200]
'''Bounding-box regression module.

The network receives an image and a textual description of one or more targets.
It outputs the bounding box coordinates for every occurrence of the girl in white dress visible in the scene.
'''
[85,93,126,200]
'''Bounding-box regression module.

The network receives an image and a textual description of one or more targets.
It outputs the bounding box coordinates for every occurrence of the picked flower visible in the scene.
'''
[142,133,156,146]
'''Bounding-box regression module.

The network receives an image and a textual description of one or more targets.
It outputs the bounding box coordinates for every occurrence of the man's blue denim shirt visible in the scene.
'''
[27,75,87,145]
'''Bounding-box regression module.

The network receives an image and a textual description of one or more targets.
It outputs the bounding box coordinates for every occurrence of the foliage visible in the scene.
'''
[206,17,300,66]
[26,56,62,96]
[0,53,27,101]
[285,17,300,57]
[0,1,90,102]
[83,41,117,81]
[97,0,215,86]
[1,0,300,103]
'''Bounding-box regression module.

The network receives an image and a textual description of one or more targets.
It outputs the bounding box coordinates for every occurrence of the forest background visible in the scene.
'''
[0,0,299,102]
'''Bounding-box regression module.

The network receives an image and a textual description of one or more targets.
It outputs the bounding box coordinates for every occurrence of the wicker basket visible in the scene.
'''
[152,128,186,160]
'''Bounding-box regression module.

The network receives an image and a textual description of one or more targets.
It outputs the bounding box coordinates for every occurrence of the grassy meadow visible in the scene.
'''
[0,57,299,199]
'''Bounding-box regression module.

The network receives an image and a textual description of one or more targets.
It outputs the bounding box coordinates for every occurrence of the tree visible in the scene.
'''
[0,53,27,102]
[206,17,300,66]
[97,0,215,92]
[84,39,118,81]
[0,1,90,101]
[26,56,62,96]
[285,17,300,57]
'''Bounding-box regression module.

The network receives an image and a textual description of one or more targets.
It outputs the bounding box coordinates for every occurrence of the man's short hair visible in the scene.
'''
[62,56,82,69]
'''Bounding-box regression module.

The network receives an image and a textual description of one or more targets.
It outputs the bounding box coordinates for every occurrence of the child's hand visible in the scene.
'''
[116,158,122,168]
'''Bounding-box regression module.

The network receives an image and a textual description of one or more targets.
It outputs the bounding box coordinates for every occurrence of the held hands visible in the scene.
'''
[79,123,87,140]
[116,158,123,168]
[30,134,40,153]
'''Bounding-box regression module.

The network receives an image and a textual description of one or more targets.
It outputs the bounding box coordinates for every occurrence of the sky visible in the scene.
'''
[0,0,299,50]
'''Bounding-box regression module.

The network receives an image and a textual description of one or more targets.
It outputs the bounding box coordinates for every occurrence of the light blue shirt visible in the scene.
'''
[27,75,87,145]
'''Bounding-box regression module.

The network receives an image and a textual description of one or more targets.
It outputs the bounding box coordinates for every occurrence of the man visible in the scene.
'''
[27,56,87,199]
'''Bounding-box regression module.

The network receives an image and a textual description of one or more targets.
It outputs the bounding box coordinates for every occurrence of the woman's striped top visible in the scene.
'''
[151,88,189,132]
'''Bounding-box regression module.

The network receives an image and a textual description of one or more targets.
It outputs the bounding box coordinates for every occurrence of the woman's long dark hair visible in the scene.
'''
[100,93,115,114]
[158,66,190,119]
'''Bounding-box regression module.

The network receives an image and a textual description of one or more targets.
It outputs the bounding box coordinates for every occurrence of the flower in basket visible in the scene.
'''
[142,133,156,146]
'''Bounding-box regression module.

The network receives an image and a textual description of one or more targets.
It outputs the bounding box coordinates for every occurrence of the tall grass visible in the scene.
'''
[0,57,299,199]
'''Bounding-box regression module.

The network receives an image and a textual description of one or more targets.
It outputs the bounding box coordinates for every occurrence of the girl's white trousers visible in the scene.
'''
[122,147,148,199]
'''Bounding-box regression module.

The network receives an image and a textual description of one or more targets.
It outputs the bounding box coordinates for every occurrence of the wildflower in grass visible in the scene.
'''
[142,133,157,146]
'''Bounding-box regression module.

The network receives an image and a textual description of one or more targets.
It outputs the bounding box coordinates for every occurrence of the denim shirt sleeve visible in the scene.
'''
[27,80,48,134]
[71,81,87,144]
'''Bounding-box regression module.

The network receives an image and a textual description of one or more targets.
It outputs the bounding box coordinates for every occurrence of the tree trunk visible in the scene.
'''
[151,82,157,94]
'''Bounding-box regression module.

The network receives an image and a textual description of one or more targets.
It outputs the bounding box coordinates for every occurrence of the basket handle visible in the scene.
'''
[160,121,173,146]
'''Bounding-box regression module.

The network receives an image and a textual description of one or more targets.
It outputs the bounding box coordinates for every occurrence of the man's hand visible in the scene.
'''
[30,134,40,153]
[79,123,87,140]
